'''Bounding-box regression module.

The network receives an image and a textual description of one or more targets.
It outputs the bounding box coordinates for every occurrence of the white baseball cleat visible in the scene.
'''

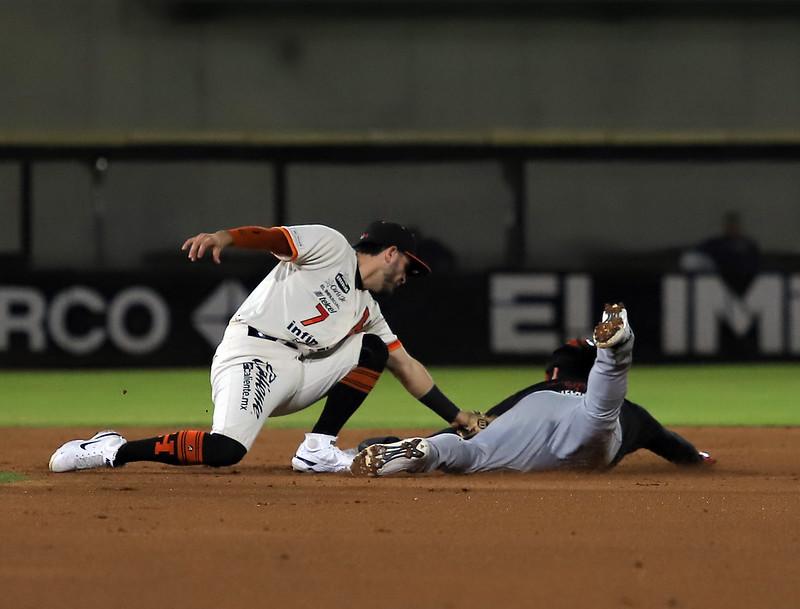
[350,437,429,477]
[291,432,354,473]
[49,430,127,473]
[592,303,632,348]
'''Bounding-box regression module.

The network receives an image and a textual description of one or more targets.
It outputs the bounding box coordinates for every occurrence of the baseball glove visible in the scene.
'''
[453,411,493,439]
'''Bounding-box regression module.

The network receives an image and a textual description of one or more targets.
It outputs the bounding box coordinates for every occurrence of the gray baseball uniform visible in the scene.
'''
[421,336,633,473]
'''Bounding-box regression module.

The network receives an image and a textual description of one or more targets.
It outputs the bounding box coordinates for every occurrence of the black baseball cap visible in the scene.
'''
[355,221,432,276]
[545,339,597,381]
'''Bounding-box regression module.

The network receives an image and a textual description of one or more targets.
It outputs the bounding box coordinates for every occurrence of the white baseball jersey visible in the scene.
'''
[232,224,401,355]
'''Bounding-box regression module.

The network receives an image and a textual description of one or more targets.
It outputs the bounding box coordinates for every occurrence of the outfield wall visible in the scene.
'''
[2,271,797,367]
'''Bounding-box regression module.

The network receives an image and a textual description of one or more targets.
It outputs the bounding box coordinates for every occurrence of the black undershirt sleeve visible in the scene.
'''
[419,385,460,422]
[485,380,556,418]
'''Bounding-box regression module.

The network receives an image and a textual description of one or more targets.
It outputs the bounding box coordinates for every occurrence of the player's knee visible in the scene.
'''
[204,433,247,467]
[359,333,389,372]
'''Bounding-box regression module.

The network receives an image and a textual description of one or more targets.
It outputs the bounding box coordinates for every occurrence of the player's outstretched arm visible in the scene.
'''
[386,346,434,396]
[386,346,473,427]
[181,226,293,264]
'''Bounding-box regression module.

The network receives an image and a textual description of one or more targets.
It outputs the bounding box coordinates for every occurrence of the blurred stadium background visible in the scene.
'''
[2,0,799,426]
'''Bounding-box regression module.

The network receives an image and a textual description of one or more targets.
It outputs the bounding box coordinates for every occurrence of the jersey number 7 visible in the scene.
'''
[301,304,330,326]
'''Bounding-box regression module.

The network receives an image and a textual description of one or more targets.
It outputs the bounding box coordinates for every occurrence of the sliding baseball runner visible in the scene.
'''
[352,304,715,476]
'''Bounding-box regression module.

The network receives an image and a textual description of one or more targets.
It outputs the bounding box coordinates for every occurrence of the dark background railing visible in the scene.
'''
[4,131,800,271]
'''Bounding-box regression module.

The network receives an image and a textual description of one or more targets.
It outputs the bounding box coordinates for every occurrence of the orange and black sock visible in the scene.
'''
[114,431,246,467]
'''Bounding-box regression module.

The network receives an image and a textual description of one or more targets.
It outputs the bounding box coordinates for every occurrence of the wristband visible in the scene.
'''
[419,385,460,423]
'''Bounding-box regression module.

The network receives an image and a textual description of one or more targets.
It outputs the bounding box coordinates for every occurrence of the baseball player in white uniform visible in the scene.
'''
[49,221,475,474]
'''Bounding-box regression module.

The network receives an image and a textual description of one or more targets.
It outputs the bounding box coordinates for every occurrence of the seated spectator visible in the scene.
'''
[680,211,760,293]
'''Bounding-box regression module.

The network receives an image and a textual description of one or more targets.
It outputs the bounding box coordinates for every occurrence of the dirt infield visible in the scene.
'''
[1,427,798,609]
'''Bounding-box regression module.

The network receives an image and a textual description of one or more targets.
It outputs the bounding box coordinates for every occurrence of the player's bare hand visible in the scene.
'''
[452,410,473,428]
[181,230,233,264]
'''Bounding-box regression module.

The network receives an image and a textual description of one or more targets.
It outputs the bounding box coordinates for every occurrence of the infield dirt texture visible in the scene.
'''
[2,426,798,609]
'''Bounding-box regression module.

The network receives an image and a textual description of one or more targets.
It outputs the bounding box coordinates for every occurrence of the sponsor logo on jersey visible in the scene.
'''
[241,358,277,419]
[335,273,351,294]
[319,278,348,303]
[314,291,338,315]
[288,227,304,250]
[286,321,319,346]
[328,284,346,303]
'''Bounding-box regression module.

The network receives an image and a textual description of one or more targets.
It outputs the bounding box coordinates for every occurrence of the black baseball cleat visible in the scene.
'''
[698,451,717,465]
[350,438,429,477]
[357,435,401,453]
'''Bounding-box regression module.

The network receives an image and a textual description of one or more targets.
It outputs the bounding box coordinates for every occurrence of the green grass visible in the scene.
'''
[0,364,797,428]
[0,472,27,484]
